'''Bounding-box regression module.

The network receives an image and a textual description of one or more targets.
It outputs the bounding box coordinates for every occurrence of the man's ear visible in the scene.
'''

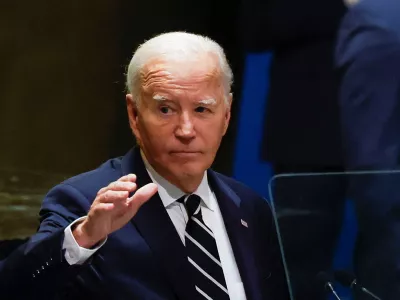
[226,93,233,110]
[126,94,140,140]
[222,93,232,136]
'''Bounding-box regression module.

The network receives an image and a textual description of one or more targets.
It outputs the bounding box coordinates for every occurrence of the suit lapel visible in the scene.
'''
[121,148,199,300]
[208,170,263,300]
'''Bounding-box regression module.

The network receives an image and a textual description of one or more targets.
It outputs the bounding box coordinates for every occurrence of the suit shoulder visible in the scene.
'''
[213,172,274,226]
[214,172,264,201]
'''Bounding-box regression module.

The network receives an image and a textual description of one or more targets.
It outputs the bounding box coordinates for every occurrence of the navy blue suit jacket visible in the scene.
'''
[0,148,288,300]
[336,0,400,298]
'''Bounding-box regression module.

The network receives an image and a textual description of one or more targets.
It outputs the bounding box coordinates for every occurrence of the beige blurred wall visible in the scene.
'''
[0,2,126,176]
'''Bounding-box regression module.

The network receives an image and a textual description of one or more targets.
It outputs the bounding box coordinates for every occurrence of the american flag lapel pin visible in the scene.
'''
[241,219,248,228]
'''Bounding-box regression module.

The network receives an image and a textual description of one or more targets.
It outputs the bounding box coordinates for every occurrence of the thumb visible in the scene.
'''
[128,183,158,209]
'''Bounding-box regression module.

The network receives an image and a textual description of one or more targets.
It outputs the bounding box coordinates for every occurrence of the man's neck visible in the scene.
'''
[167,176,203,194]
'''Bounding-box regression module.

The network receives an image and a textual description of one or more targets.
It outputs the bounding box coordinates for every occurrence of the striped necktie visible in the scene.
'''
[180,194,230,300]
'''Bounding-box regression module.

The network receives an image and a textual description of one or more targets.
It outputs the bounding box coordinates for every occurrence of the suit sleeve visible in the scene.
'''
[63,217,107,265]
[0,183,98,300]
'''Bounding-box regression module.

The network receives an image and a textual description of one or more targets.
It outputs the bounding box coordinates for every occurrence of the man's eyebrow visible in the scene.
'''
[153,94,169,101]
[198,98,217,105]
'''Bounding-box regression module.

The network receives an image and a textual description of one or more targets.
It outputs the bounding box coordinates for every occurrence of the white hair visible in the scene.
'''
[343,0,360,7]
[125,32,233,106]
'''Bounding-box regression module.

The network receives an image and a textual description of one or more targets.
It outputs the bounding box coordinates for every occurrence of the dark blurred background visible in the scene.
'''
[0,0,244,176]
[0,0,245,239]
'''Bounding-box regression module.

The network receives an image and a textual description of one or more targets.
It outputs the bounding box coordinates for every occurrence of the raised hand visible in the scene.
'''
[73,174,158,248]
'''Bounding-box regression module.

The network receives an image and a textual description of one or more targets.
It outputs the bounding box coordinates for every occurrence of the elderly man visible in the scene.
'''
[0,32,288,300]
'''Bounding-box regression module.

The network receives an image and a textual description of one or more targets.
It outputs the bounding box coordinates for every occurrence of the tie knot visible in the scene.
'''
[179,194,201,218]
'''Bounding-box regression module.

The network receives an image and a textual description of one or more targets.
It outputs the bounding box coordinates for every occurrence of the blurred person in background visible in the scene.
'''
[0,32,288,300]
[240,0,348,299]
[336,0,400,298]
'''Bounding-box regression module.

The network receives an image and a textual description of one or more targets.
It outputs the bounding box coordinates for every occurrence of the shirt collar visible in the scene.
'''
[141,151,213,210]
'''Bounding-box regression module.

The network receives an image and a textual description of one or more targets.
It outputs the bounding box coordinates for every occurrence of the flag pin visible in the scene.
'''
[241,219,248,228]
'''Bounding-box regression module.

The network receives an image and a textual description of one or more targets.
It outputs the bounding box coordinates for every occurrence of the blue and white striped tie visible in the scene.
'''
[180,194,230,300]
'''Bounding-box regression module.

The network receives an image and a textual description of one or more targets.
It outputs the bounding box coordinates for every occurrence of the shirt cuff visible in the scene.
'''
[63,216,107,265]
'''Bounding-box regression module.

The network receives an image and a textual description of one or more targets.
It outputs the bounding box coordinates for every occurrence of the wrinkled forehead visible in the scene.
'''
[140,53,222,87]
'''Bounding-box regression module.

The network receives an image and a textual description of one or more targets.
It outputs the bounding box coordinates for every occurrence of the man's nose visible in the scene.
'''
[175,112,196,139]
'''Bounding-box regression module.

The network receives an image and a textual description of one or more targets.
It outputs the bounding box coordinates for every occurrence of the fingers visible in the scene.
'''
[128,183,158,208]
[119,174,136,182]
[92,202,115,212]
[85,180,158,241]
[97,190,129,204]
[94,178,157,219]
[93,190,131,218]
[97,175,137,195]
[108,181,137,192]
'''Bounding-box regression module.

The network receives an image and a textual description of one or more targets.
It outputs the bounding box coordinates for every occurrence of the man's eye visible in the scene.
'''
[160,106,171,114]
[195,106,208,113]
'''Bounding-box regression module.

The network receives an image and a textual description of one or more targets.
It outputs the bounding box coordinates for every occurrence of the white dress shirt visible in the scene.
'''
[63,154,247,300]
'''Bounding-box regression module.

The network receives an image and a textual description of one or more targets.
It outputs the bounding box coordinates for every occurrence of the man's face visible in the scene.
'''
[126,54,231,187]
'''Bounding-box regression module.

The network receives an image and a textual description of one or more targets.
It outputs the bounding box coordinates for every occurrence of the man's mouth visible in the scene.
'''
[170,151,202,157]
